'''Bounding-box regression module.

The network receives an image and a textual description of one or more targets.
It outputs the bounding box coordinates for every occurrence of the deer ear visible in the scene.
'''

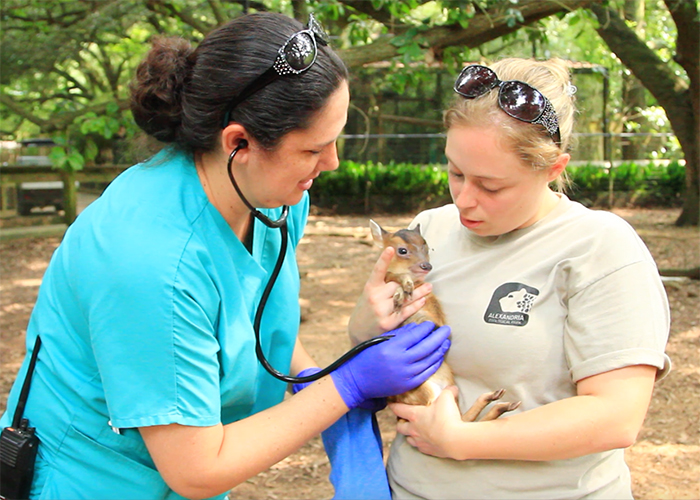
[369,219,387,247]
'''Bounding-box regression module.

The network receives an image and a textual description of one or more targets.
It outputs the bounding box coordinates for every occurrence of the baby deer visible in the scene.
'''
[370,220,520,421]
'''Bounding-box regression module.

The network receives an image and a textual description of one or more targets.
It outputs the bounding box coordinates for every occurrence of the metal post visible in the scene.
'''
[602,69,613,207]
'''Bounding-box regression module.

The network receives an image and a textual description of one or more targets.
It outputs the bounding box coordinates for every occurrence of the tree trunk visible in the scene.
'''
[675,164,699,227]
[591,2,699,226]
[665,0,700,226]
[621,0,646,161]
[291,0,308,22]
[61,170,77,225]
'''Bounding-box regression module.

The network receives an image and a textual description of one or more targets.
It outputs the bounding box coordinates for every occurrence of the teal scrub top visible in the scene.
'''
[0,148,307,499]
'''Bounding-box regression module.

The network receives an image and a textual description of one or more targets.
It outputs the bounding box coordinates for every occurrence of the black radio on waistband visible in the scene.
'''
[0,336,41,500]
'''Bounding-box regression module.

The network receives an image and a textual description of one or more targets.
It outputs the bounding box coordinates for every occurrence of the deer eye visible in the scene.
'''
[397,247,408,255]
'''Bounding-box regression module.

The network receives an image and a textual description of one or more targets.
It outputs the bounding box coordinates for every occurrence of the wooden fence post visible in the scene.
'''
[61,169,77,224]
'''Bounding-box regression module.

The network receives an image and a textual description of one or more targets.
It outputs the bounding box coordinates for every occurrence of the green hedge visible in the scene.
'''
[309,160,686,214]
[567,160,686,207]
[310,160,451,214]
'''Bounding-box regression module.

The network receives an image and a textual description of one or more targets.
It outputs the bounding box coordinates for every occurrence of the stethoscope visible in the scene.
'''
[226,142,391,384]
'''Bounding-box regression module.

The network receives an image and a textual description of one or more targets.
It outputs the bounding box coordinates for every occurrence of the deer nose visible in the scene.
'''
[420,262,432,272]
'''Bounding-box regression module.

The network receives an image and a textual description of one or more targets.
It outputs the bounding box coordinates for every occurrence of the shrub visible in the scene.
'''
[310,160,451,213]
[567,161,685,207]
[310,160,685,214]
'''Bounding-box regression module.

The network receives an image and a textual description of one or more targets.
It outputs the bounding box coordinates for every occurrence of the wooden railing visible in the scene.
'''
[0,164,130,223]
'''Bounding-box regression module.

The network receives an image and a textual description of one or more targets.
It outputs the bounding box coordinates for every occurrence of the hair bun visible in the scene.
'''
[129,37,195,142]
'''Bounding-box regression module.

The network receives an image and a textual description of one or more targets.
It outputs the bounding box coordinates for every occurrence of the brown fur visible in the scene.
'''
[369,220,522,420]
[369,220,455,407]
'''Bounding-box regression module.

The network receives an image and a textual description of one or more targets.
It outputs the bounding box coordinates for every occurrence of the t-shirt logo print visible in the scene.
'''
[484,282,540,327]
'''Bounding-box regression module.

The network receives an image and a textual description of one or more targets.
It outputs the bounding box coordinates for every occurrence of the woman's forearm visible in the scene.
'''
[215,376,347,486]
[141,375,347,499]
[447,394,640,461]
[395,365,657,462]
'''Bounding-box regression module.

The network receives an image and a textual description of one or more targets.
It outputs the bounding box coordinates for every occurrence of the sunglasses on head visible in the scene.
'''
[221,13,330,128]
[453,64,561,146]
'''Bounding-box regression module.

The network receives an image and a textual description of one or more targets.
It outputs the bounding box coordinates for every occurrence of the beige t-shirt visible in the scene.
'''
[388,195,671,500]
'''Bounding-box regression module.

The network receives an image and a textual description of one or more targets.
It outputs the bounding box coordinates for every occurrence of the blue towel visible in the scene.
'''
[322,408,391,500]
[292,369,391,499]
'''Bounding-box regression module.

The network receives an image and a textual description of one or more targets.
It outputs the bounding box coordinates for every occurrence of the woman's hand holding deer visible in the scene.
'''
[349,247,435,344]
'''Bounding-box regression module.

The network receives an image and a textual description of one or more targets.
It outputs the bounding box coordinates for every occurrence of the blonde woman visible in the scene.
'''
[350,58,671,499]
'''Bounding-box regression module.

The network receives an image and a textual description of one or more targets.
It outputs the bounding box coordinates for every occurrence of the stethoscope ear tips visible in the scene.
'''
[228,140,248,161]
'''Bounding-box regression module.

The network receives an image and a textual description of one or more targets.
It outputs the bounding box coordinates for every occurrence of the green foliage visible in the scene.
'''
[49,136,84,172]
[1,0,693,215]
[77,106,122,140]
[445,2,476,29]
[567,161,686,207]
[504,8,525,27]
[314,1,346,21]
[310,160,686,214]
[311,160,451,213]
[390,26,430,65]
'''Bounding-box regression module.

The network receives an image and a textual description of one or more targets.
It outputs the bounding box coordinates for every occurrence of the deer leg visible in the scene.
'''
[393,288,405,311]
[400,276,415,298]
[479,401,521,421]
[461,389,506,422]
[393,277,415,311]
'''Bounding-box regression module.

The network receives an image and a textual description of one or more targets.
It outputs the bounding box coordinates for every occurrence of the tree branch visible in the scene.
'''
[336,0,594,67]
[338,0,400,29]
[207,0,227,25]
[589,4,692,139]
[13,92,92,105]
[0,93,49,128]
[145,0,214,35]
[51,67,92,97]
[662,0,699,130]
[663,0,699,70]
[0,94,132,134]
[76,52,107,94]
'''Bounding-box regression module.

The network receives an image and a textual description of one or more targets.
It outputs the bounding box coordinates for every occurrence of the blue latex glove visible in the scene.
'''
[331,321,451,410]
[293,368,387,412]
[291,367,323,394]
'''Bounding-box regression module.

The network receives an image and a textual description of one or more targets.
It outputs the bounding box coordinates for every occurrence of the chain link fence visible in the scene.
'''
[337,132,680,166]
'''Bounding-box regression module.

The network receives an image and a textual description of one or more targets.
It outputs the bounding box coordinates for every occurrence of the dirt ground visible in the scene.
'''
[0,207,698,499]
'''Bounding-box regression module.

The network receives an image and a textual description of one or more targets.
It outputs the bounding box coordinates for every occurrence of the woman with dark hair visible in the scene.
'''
[0,12,450,500]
